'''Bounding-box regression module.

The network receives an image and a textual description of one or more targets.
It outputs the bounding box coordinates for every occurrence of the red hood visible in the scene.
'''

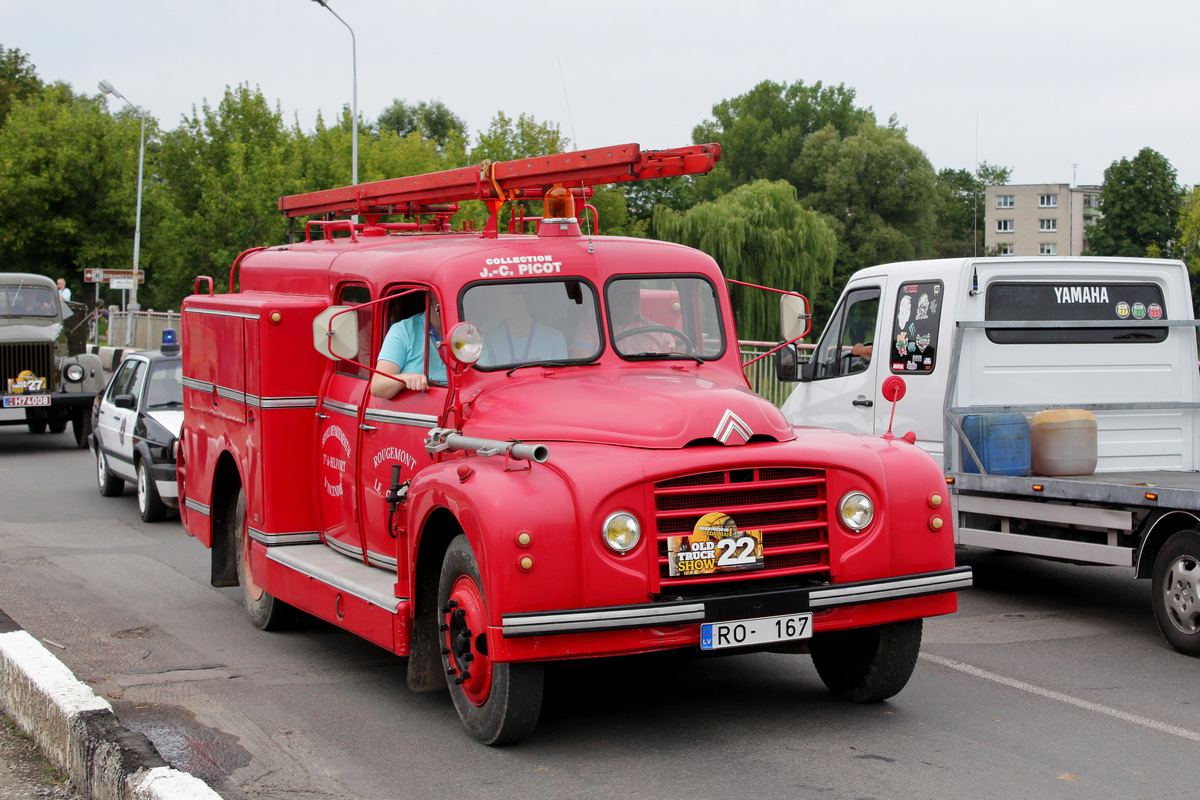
[462,369,794,448]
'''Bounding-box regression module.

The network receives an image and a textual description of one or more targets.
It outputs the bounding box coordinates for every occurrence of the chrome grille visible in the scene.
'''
[653,467,829,587]
[0,341,56,393]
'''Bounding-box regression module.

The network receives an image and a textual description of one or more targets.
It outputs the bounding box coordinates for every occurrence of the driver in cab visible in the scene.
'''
[370,296,446,399]
[571,280,675,358]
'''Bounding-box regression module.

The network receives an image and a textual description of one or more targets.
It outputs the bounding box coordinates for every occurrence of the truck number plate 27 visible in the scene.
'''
[701,613,813,650]
[3,395,50,408]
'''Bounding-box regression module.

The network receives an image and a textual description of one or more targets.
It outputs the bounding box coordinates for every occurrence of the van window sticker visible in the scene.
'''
[890,281,943,375]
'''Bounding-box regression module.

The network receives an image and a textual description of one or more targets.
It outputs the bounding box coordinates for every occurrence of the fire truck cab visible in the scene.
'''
[178,143,970,744]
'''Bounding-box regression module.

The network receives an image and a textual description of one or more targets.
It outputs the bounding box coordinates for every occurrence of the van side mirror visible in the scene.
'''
[775,344,799,382]
[312,306,359,361]
[780,293,810,342]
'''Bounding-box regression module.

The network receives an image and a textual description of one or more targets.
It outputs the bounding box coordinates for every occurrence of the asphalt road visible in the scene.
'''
[1,424,1198,799]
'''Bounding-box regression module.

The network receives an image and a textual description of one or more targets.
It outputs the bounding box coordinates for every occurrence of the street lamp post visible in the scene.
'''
[311,0,358,196]
[98,80,145,346]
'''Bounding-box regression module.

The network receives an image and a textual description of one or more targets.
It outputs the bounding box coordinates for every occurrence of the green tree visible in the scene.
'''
[0,45,43,129]
[1086,147,1183,258]
[653,180,837,342]
[1179,186,1200,318]
[692,79,873,199]
[791,120,940,322]
[469,111,568,163]
[377,98,465,148]
[0,82,152,307]
[932,162,1011,258]
[153,85,303,303]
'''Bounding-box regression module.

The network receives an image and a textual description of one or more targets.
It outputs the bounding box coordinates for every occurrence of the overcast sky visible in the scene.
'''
[5,0,1197,189]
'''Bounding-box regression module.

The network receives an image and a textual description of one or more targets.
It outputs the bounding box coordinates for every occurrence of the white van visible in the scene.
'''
[779,256,1200,655]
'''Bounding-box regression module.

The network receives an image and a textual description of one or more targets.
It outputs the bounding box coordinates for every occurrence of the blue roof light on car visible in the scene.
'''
[160,328,180,355]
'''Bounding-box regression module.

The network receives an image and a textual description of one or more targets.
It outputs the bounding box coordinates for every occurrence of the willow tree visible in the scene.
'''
[653,179,836,343]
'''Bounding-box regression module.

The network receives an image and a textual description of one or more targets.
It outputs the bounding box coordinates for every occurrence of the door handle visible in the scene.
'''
[852,398,873,408]
[359,423,378,431]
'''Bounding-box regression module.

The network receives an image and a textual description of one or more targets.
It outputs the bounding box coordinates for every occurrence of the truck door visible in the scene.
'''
[782,284,883,435]
[317,284,373,562]
[359,287,447,583]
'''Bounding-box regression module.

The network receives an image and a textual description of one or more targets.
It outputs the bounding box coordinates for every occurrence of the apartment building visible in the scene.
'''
[984,183,1101,256]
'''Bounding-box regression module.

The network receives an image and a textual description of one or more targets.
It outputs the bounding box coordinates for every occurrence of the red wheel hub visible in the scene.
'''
[445,575,493,706]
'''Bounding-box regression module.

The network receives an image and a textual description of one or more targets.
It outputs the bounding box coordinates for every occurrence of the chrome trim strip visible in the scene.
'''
[184,307,261,320]
[181,377,212,393]
[504,604,706,637]
[215,387,245,403]
[267,546,401,612]
[324,535,363,560]
[184,498,210,516]
[248,528,322,546]
[323,399,359,419]
[363,408,439,428]
[808,572,974,608]
[365,551,399,570]
[261,396,319,410]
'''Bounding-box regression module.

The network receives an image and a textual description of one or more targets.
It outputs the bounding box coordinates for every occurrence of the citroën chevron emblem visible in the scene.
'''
[714,409,752,445]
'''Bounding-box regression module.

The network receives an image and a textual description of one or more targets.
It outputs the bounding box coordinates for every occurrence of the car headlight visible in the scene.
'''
[837,491,874,533]
[64,363,85,382]
[602,512,641,554]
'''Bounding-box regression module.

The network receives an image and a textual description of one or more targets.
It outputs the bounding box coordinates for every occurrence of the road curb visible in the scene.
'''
[0,611,220,800]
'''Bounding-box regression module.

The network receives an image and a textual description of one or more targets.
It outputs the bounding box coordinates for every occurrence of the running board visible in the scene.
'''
[268,544,404,612]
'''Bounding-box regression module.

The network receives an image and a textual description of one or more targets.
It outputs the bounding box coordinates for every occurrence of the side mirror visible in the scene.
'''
[312,306,359,361]
[780,293,810,342]
[775,344,799,382]
[114,394,136,410]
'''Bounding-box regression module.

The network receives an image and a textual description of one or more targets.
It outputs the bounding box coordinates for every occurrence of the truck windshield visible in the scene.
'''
[0,286,58,318]
[461,276,725,369]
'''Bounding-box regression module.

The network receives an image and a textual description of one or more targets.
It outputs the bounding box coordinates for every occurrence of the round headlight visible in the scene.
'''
[65,363,85,382]
[602,512,641,554]
[838,491,874,533]
[447,322,484,365]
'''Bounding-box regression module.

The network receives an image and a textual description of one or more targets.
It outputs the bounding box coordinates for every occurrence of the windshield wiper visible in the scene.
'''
[504,360,602,376]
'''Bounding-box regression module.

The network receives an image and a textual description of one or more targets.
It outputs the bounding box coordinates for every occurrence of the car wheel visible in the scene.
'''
[810,619,923,703]
[231,488,293,630]
[48,419,68,434]
[439,534,543,745]
[137,459,167,522]
[27,420,46,434]
[1152,529,1200,656]
[96,447,124,497]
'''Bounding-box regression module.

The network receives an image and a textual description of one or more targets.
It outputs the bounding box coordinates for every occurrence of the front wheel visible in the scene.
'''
[1152,529,1200,655]
[438,534,543,745]
[96,447,124,497]
[27,420,46,434]
[810,619,923,702]
[137,460,167,522]
[231,488,293,630]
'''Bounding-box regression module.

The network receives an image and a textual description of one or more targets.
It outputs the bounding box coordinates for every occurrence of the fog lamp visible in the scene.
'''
[447,323,484,365]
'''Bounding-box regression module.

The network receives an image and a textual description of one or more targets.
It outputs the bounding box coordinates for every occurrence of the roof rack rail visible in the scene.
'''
[277,142,721,221]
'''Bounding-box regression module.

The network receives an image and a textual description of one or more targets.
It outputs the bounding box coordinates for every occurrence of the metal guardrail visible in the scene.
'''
[106,310,181,351]
[740,341,813,407]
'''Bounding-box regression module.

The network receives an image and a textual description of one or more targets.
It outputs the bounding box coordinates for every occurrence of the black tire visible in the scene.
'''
[231,488,293,630]
[137,459,167,523]
[96,447,124,497]
[27,420,46,434]
[72,414,92,449]
[810,619,923,703]
[48,419,68,434]
[438,534,543,745]
[1151,529,1200,656]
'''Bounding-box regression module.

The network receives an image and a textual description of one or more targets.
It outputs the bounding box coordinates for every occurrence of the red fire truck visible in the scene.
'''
[178,143,970,744]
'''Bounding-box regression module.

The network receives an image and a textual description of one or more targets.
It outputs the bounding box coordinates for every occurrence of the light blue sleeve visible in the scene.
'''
[378,314,424,374]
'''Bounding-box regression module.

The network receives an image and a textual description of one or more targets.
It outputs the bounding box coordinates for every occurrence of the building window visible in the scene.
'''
[1084,193,1100,208]
[996,219,1014,233]
[998,243,1015,255]
[1039,194,1058,208]
[996,195,1014,208]
[1039,219,1058,232]
[1039,243,1057,256]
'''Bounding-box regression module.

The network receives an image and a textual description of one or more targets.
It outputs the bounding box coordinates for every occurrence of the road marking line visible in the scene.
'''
[920,652,1200,743]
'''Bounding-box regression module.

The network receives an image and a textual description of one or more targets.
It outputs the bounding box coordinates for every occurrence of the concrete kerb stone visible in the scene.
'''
[0,611,221,800]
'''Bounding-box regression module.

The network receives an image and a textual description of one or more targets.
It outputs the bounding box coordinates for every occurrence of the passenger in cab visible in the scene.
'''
[370,295,446,398]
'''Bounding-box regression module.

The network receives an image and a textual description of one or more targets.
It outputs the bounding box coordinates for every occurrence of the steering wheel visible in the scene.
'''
[614,325,695,354]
